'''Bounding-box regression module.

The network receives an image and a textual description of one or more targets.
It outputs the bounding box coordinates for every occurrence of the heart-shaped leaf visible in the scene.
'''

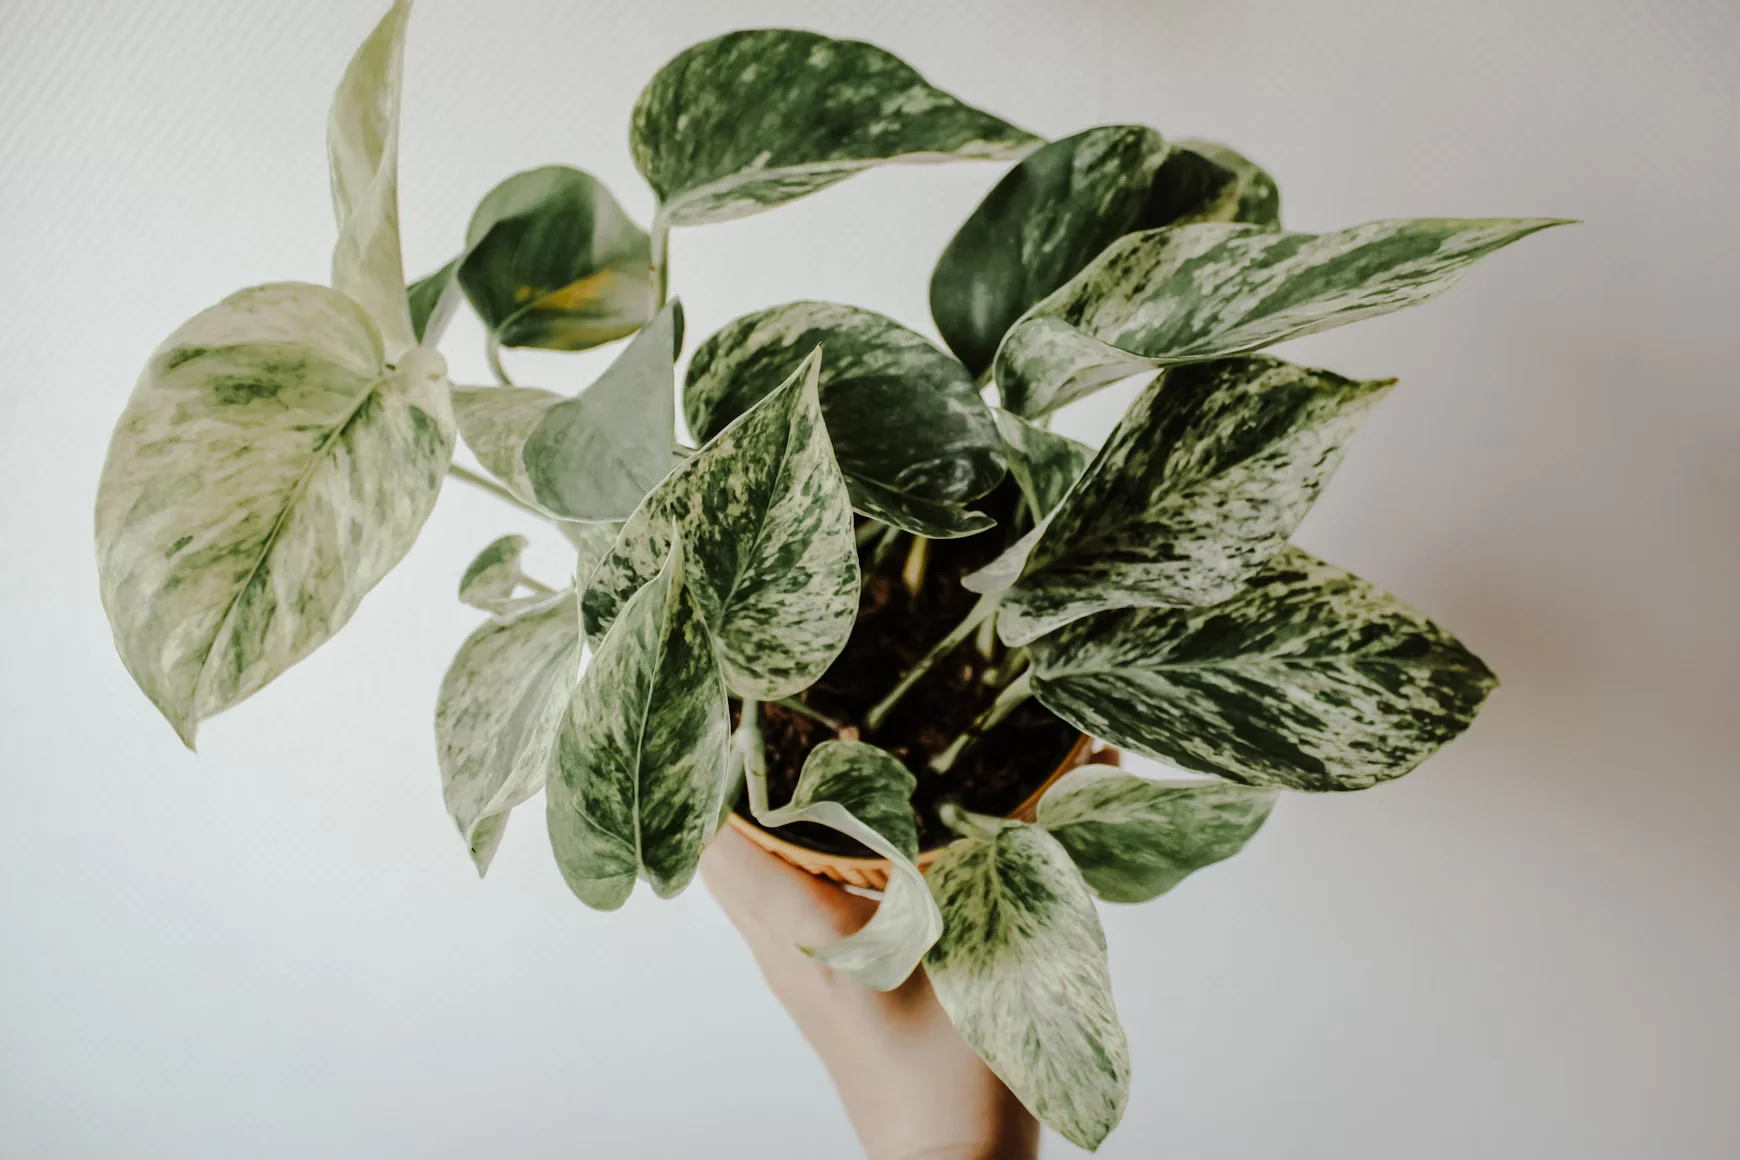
[1027,547,1499,791]
[1136,138,1280,231]
[584,349,858,700]
[450,301,682,519]
[437,586,580,874]
[997,217,1568,417]
[455,165,653,351]
[631,29,1040,227]
[931,125,1169,376]
[991,408,1092,521]
[979,356,1393,644]
[95,282,455,746]
[327,0,417,358]
[547,538,730,908]
[407,257,461,346]
[1035,766,1276,903]
[926,817,1130,1151]
[752,741,943,991]
[685,302,1003,538]
[457,533,533,614]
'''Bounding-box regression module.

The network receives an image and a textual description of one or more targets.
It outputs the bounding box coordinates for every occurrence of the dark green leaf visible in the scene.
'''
[407,257,462,346]
[992,408,1092,520]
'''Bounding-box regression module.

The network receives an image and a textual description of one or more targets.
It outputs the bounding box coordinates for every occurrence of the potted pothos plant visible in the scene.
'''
[93,2,1563,1149]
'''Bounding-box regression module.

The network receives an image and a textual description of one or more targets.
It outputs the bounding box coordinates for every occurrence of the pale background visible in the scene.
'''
[2,1,1736,1156]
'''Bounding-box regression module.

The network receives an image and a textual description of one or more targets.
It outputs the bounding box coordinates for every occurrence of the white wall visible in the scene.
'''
[2,2,1735,1156]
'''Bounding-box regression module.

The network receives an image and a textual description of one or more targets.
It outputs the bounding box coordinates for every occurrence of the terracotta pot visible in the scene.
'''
[727,734,1118,890]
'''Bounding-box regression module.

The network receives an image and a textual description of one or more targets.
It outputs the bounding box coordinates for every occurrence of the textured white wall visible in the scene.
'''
[2,1,1736,1156]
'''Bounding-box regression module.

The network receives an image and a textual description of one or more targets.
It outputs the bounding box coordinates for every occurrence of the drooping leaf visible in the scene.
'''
[327,0,417,358]
[584,350,858,700]
[982,356,1393,644]
[407,257,462,346]
[931,125,1169,376]
[754,741,943,991]
[436,587,580,874]
[521,300,682,521]
[457,533,533,614]
[546,538,729,908]
[1035,766,1276,902]
[996,217,1568,417]
[455,165,653,351]
[685,302,1003,537]
[631,28,1040,226]
[925,819,1129,1151]
[95,282,455,746]
[1027,547,1499,792]
[991,408,1092,520]
[1134,138,1280,232]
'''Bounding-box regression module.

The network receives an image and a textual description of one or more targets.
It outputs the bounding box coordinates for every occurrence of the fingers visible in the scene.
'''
[701,824,879,949]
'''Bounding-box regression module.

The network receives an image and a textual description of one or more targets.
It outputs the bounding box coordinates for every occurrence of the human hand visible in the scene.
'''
[702,824,1039,1160]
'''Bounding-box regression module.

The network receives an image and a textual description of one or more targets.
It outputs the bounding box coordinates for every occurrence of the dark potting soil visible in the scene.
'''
[734,482,1081,856]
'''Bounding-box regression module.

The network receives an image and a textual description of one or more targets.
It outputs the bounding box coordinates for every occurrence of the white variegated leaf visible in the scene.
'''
[685,302,1003,538]
[583,350,858,700]
[996,217,1567,417]
[95,282,454,746]
[926,819,1129,1151]
[992,408,1092,520]
[327,0,417,358]
[451,384,560,503]
[631,29,1040,226]
[1028,547,1499,792]
[547,538,729,908]
[457,533,531,614]
[436,588,580,874]
[754,741,943,991]
[1035,766,1276,902]
[989,356,1392,645]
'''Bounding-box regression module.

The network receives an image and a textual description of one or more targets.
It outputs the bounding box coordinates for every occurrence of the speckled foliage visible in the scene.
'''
[92,5,1564,1150]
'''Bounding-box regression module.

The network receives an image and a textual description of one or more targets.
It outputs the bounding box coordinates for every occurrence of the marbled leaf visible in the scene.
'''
[546,538,729,908]
[755,741,943,991]
[931,125,1169,376]
[987,356,1393,645]
[996,217,1567,417]
[521,300,682,521]
[1135,138,1280,232]
[407,257,461,346]
[1028,547,1499,792]
[95,282,455,746]
[926,820,1129,1151]
[327,0,416,358]
[451,384,558,504]
[436,587,580,874]
[631,29,1039,226]
[456,533,531,614]
[685,302,1003,538]
[584,349,858,700]
[456,165,653,351]
[1035,766,1276,903]
[992,408,1092,520]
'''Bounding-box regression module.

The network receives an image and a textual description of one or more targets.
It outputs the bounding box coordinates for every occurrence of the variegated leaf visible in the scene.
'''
[1028,547,1499,792]
[1035,766,1276,903]
[521,300,682,521]
[754,741,942,991]
[987,356,1392,645]
[457,534,531,614]
[992,408,1092,520]
[436,587,580,874]
[583,350,858,700]
[996,217,1567,417]
[631,29,1040,227]
[456,165,653,351]
[95,282,455,746]
[451,384,559,503]
[925,818,1129,1151]
[327,0,416,358]
[547,538,729,908]
[1136,138,1280,232]
[571,519,624,593]
[931,125,1169,376]
[407,257,461,346]
[684,302,1002,538]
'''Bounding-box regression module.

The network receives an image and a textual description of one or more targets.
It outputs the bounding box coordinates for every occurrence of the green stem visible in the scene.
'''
[485,336,514,386]
[901,534,929,597]
[737,701,770,817]
[868,524,906,573]
[520,575,556,596]
[937,801,1006,841]
[855,521,884,548]
[650,218,671,313]
[447,465,590,552]
[774,696,844,733]
[930,668,1033,774]
[864,594,998,733]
